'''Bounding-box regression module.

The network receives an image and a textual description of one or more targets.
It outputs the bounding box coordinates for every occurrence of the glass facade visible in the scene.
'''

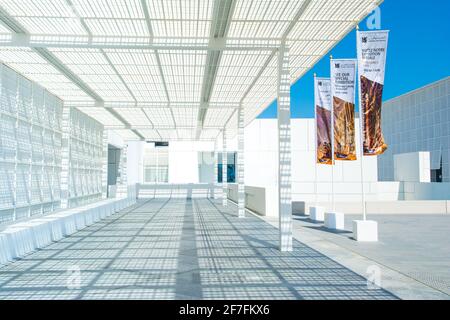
[218,152,236,183]
[378,77,450,182]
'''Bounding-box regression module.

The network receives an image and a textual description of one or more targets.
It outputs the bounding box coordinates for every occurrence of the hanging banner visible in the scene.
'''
[357,30,389,156]
[331,59,357,161]
[314,77,333,165]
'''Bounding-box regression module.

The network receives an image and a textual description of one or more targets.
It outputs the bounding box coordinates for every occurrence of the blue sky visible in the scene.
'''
[259,0,450,119]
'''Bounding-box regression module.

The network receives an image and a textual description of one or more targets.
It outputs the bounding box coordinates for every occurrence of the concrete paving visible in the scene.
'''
[0,199,397,300]
[286,213,450,299]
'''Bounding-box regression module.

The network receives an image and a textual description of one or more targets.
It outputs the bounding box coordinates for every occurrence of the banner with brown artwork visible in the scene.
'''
[314,77,333,165]
[357,30,389,156]
[331,59,357,161]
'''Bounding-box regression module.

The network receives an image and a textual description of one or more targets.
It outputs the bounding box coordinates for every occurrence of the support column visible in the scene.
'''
[60,104,71,209]
[214,139,219,200]
[101,130,108,199]
[119,144,128,186]
[222,129,228,207]
[277,42,293,252]
[237,103,245,218]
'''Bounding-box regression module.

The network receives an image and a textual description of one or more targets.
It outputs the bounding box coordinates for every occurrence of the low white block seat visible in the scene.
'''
[51,208,80,236]
[83,207,95,226]
[0,234,13,264]
[324,212,345,230]
[92,206,102,223]
[2,225,36,259]
[99,204,108,219]
[21,220,53,249]
[73,208,88,231]
[310,206,325,222]
[34,216,66,242]
[0,197,136,266]
[353,220,378,242]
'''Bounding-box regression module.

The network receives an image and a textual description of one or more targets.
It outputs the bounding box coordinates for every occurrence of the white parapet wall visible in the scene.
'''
[228,183,450,217]
[394,152,431,183]
[403,182,450,200]
[227,184,279,217]
[138,183,221,199]
[297,200,450,215]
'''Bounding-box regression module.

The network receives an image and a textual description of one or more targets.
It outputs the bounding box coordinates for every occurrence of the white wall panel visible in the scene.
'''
[0,64,105,226]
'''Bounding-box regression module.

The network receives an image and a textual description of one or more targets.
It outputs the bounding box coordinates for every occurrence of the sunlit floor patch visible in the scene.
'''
[0,199,397,300]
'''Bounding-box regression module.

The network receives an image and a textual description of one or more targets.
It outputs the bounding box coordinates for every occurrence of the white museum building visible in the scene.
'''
[0,0,448,254]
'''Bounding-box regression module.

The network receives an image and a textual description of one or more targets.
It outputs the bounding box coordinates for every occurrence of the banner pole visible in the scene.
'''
[359,105,367,221]
[356,26,367,221]
[330,55,335,213]
[314,73,318,208]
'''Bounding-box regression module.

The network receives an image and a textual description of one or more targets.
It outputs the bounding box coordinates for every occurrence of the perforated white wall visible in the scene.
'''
[0,64,63,223]
[0,63,105,225]
[67,108,104,208]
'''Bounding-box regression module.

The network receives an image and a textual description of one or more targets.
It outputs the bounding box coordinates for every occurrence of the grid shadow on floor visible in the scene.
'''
[0,199,398,300]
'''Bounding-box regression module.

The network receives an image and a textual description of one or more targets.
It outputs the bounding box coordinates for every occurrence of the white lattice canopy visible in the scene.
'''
[0,0,382,141]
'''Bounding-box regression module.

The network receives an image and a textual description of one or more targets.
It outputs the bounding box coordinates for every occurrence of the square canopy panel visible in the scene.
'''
[0,0,383,141]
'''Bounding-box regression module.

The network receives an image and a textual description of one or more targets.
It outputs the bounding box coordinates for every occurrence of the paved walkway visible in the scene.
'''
[0,199,397,300]
[290,214,450,299]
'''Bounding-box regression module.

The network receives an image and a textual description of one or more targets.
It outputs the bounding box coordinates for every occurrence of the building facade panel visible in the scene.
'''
[379,77,450,182]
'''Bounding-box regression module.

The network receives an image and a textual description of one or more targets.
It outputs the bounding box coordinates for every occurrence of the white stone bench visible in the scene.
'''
[0,196,136,266]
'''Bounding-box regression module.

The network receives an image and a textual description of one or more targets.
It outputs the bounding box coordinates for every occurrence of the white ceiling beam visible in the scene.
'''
[140,0,173,139]
[197,0,237,139]
[66,102,240,109]
[1,33,278,51]
[282,0,313,40]
[105,125,218,130]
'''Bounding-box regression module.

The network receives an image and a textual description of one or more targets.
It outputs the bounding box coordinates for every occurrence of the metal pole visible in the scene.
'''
[330,55,335,212]
[314,74,318,208]
[357,28,367,221]
[359,108,367,221]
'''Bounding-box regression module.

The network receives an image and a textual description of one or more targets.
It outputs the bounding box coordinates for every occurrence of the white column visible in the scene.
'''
[101,130,108,199]
[214,139,219,199]
[60,104,71,209]
[277,42,293,252]
[222,129,228,207]
[12,70,19,220]
[120,144,128,186]
[237,103,245,218]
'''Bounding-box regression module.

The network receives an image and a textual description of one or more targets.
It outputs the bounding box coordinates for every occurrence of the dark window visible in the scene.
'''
[217,152,236,183]
[431,156,443,183]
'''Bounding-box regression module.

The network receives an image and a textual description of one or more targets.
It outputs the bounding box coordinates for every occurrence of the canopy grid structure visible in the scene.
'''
[0,0,382,142]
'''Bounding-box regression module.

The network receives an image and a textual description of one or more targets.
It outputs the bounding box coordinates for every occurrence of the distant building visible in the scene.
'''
[378,77,450,182]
